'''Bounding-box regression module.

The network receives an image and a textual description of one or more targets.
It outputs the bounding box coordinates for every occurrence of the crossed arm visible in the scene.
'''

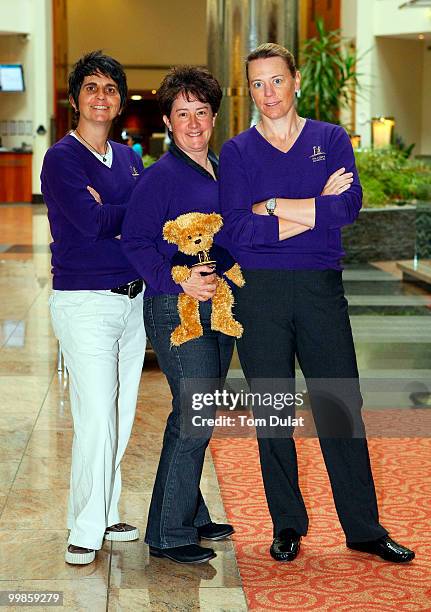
[252,168,353,240]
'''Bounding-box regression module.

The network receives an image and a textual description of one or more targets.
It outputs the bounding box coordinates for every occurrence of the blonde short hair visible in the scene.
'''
[246,43,297,81]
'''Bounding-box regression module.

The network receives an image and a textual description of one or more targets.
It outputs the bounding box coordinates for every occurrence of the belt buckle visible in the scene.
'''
[127,280,141,299]
[127,281,136,298]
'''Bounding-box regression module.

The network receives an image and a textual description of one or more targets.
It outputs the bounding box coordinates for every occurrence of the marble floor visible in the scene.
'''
[0,205,246,611]
[0,204,430,611]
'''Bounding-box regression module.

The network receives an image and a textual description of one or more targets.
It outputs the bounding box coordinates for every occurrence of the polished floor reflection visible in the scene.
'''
[1,204,430,611]
[0,205,246,611]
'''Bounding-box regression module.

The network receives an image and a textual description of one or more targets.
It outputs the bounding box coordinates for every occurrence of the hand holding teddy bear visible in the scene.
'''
[163,212,245,346]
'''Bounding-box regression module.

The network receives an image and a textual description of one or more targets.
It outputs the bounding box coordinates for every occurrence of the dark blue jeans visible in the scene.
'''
[144,295,234,548]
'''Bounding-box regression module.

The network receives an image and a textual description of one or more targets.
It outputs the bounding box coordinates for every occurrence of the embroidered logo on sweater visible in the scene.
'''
[130,166,140,177]
[309,146,326,163]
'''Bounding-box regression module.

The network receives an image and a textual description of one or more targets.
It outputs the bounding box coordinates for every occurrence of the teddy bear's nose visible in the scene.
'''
[194,238,202,244]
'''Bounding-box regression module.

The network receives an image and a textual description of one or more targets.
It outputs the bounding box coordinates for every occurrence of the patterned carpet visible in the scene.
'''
[210,436,431,611]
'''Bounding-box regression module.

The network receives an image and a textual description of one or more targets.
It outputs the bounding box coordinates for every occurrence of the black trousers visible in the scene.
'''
[234,269,387,542]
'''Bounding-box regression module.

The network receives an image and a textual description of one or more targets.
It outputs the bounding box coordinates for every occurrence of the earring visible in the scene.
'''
[295,89,301,98]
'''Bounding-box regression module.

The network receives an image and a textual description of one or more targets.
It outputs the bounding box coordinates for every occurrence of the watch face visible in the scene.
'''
[266,198,276,213]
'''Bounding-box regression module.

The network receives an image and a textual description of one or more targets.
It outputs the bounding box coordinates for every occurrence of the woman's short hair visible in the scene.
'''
[246,43,297,80]
[68,50,128,111]
[157,66,222,117]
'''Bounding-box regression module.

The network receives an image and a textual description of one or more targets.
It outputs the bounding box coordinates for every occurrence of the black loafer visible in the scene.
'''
[270,528,301,562]
[347,535,415,563]
[149,544,216,564]
[197,522,235,541]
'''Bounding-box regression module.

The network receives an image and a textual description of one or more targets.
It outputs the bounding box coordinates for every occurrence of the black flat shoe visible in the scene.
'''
[149,544,216,564]
[270,528,301,562]
[197,522,235,541]
[347,535,415,563]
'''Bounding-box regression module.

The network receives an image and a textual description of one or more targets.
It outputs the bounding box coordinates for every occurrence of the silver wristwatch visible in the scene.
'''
[265,197,277,215]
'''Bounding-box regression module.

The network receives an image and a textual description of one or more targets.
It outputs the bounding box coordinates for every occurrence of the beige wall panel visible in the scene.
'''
[371,38,423,152]
[374,0,431,37]
[0,0,31,33]
[125,68,174,91]
[0,35,32,144]
[0,0,53,195]
[67,0,207,73]
[340,0,357,42]
[421,46,431,155]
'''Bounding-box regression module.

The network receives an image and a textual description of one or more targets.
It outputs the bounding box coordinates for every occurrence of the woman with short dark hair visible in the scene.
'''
[122,66,234,565]
[41,51,146,565]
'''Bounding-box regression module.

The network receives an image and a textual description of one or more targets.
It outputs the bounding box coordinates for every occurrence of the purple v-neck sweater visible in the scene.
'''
[122,150,229,297]
[41,134,143,289]
[219,119,362,270]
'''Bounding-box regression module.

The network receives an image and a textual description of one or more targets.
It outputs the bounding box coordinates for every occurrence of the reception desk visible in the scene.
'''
[0,151,32,203]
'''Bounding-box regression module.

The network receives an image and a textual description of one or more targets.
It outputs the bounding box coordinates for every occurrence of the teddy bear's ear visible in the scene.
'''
[163,220,179,243]
[207,213,223,234]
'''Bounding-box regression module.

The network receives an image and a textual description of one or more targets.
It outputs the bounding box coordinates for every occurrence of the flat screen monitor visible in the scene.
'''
[0,64,25,92]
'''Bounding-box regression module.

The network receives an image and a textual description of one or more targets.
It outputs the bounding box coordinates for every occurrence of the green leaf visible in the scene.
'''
[299,17,366,126]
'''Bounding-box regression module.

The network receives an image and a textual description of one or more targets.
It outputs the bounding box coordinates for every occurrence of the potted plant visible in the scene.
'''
[298,17,360,126]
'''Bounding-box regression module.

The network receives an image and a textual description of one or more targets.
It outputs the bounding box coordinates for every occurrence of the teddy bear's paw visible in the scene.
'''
[171,325,203,346]
[224,264,246,287]
[212,319,243,338]
[172,265,191,283]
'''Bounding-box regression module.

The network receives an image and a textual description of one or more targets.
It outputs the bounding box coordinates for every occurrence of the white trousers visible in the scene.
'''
[49,289,146,549]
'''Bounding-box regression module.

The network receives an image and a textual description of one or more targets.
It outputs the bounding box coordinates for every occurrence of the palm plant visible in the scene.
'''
[298,18,360,125]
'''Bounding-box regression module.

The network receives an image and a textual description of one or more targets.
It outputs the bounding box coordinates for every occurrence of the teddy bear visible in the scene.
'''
[163,211,245,346]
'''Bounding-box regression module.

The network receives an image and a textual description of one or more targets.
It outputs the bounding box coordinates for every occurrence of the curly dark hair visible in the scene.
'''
[157,66,222,117]
[68,50,128,112]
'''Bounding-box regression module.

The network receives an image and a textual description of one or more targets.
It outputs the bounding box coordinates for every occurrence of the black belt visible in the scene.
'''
[111,279,143,299]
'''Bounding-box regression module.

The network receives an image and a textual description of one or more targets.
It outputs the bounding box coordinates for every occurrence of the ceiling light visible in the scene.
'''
[131,94,142,101]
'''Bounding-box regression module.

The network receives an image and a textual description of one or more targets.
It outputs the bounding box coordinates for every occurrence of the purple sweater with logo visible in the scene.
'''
[122,149,231,297]
[41,134,143,290]
[219,119,362,270]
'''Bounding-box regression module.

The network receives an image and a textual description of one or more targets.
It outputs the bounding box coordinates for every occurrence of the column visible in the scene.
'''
[207,0,298,152]
[354,0,374,148]
[30,0,54,199]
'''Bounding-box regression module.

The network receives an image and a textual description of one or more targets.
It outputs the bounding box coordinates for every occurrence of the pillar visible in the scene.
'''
[31,0,54,199]
[207,0,299,152]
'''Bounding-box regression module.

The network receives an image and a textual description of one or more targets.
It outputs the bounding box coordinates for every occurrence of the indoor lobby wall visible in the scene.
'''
[374,0,431,37]
[340,0,357,41]
[0,0,53,198]
[346,0,430,151]
[421,44,431,155]
[0,0,31,33]
[372,37,423,154]
[0,35,30,150]
[66,0,207,90]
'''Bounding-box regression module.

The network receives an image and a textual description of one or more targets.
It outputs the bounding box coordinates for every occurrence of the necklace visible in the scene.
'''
[259,116,303,152]
[75,129,108,162]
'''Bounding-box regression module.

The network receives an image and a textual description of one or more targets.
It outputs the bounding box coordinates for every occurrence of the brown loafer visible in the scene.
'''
[65,544,95,565]
[105,522,140,542]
